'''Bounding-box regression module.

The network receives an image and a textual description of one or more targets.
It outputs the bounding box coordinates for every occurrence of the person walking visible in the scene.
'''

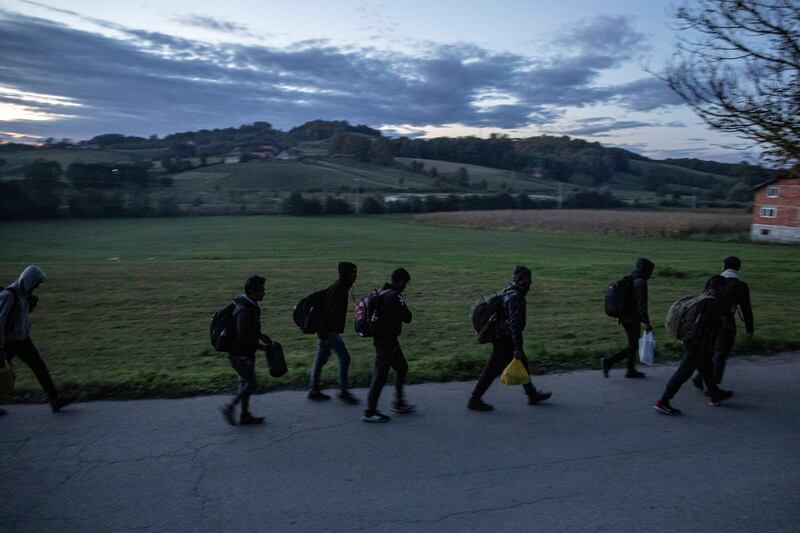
[0,265,74,413]
[467,266,552,412]
[601,258,655,379]
[692,256,754,389]
[655,275,734,415]
[220,275,270,426]
[362,268,414,423]
[308,262,359,404]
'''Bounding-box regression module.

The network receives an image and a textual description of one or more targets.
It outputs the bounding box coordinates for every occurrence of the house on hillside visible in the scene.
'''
[750,177,800,243]
[276,150,300,161]
[224,149,242,164]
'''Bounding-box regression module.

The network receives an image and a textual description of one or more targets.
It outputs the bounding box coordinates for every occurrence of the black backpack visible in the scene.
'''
[293,289,327,334]
[265,340,287,377]
[604,276,633,318]
[210,303,236,353]
[470,292,505,344]
[353,289,389,338]
[0,286,19,319]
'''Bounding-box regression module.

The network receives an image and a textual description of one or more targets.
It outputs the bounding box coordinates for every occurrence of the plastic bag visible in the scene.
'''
[500,358,530,385]
[0,359,15,401]
[638,331,655,366]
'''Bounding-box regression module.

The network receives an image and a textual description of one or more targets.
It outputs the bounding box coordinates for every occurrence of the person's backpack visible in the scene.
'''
[265,340,287,378]
[293,289,327,334]
[354,289,388,337]
[0,286,19,322]
[210,303,236,353]
[470,292,504,344]
[604,276,633,318]
[665,294,713,341]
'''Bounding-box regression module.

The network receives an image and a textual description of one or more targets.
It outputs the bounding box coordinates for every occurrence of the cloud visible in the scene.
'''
[0,10,684,140]
[561,120,652,136]
[172,14,251,34]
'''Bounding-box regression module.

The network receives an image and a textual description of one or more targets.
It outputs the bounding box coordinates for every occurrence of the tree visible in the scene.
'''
[664,0,800,165]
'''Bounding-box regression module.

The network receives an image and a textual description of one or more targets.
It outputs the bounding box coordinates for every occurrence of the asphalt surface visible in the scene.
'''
[2,352,799,532]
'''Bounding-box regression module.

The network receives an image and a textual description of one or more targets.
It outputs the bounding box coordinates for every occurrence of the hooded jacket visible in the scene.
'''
[622,258,654,325]
[719,270,754,334]
[230,294,263,355]
[0,265,46,348]
[495,283,527,349]
[374,282,412,341]
[317,262,356,337]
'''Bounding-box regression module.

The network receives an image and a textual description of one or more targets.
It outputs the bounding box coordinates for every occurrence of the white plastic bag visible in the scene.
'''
[638,331,655,366]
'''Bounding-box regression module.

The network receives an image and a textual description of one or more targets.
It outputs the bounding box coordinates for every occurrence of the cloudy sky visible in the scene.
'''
[0,0,760,162]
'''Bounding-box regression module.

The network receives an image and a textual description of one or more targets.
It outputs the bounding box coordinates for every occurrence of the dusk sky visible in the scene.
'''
[0,0,762,162]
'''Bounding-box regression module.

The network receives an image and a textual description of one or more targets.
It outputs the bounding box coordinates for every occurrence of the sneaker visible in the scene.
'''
[691,374,704,390]
[625,370,646,379]
[601,357,610,378]
[220,404,237,426]
[51,395,75,413]
[362,410,391,423]
[654,399,681,415]
[708,389,733,406]
[307,389,331,401]
[239,413,265,425]
[338,391,359,405]
[392,401,416,414]
[467,398,494,411]
[527,391,552,405]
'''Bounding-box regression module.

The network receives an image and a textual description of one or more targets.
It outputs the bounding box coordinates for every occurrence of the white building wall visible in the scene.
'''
[751,224,800,243]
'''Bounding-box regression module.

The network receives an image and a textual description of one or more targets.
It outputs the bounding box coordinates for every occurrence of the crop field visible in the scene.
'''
[1,215,797,402]
[416,209,752,238]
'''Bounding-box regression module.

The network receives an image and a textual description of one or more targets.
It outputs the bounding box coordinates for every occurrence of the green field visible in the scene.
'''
[1,215,797,402]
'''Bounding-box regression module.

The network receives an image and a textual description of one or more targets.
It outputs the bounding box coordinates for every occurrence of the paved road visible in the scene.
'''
[2,353,799,532]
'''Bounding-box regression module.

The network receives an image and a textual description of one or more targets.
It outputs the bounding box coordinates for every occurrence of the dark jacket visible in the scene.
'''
[496,283,526,349]
[230,294,263,355]
[690,296,726,345]
[719,275,754,334]
[374,283,412,341]
[317,264,356,337]
[622,258,654,325]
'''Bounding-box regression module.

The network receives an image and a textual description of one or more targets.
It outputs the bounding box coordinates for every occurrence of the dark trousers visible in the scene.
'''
[471,336,536,399]
[608,322,640,371]
[309,333,351,391]
[228,354,258,413]
[4,337,58,402]
[694,325,736,385]
[366,338,408,412]
[662,337,721,401]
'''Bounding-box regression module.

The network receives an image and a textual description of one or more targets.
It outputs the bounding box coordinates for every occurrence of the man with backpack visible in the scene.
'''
[220,275,270,426]
[692,256,754,389]
[363,268,414,423]
[655,275,734,415]
[601,258,654,379]
[308,262,359,404]
[467,266,552,412]
[0,265,74,414]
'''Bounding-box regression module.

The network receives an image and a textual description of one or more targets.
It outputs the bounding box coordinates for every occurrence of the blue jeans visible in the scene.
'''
[228,354,257,413]
[309,333,351,391]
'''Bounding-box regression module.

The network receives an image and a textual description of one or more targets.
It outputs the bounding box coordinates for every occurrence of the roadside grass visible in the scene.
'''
[1,215,797,402]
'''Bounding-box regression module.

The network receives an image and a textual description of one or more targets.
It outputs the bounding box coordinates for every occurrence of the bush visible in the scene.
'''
[361,195,385,214]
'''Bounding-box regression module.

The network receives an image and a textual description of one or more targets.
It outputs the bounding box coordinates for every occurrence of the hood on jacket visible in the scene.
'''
[10,265,46,293]
[633,258,655,280]
[338,262,357,288]
[233,293,260,309]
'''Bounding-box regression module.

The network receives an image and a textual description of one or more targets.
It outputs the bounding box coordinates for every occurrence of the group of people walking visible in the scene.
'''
[0,255,753,423]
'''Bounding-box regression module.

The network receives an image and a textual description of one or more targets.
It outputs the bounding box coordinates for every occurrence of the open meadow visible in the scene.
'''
[1,214,797,402]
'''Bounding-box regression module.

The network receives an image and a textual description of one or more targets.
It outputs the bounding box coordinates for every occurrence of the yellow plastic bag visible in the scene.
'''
[500,358,529,385]
[0,359,15,401]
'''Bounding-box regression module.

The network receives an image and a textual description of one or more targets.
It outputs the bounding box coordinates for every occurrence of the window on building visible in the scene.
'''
[767,186,779,198]
[760,207,777,218]
[761,228,770,236]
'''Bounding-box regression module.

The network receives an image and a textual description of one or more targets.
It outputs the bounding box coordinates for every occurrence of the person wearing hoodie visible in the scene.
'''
[467,266,552,412]
[655,275,734,415]
[362,268,414,423]
[692,256,754,389]
[601,258,655,379]
[308,262,359,404]
[0,265,74,414]
[220,275,270,426]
